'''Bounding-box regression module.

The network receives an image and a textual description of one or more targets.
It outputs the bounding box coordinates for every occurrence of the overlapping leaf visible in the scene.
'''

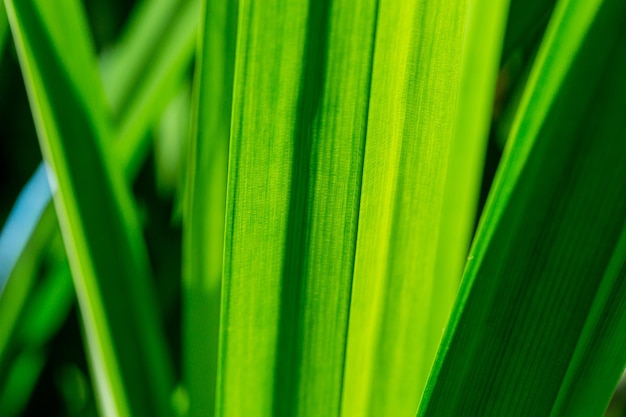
[183,0,237,415]
[418,0,626,415]
[0,0,200,411]
[4,0,174,415]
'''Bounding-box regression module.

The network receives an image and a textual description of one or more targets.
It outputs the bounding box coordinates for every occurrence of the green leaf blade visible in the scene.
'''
[183,0,237,415]
[341,1,472,415]
[418,0,626,415]
[219,1,377,416]
[4,0,175,415]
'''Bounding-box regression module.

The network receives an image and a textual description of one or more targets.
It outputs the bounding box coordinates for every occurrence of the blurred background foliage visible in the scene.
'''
[0,0,187,415]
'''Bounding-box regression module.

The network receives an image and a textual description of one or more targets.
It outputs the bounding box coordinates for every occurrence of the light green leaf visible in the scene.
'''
[341,0,478,415]
[219,0,376,415]
[434,0,510,318]
[418,0,626,415]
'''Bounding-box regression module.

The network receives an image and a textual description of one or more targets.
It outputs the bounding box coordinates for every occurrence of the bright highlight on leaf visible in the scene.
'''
[218,1,377,415]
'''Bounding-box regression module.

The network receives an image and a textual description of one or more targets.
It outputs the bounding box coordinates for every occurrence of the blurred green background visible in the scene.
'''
[0,0,188,415]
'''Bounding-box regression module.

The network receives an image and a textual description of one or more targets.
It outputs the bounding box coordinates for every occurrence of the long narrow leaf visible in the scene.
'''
[341,1,469,415]
[550,221,626,417]
[5,0,174,415]
[219,1,377,415]
[434,0,510,313]
[418,0,626,415]
[183,0,237,415]
[0,0,200,405]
